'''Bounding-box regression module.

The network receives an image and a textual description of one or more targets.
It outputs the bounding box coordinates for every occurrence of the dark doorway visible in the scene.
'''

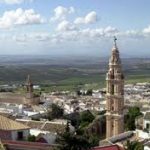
[17,131,23,140]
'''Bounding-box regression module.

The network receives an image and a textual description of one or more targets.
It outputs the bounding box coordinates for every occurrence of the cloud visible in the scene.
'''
[10,24,148,46]
[11,25,118,45]
[0,0,33,4]
[143,26,150,34]
[0,8,44,29]
[12,32,51,43]
[53,26,118,44]
[5,25,150,56]
[116,30,145,40]
[56,20,77,32]
[50,6,75,22]
[13,34,27,42]
[74,11,97,25]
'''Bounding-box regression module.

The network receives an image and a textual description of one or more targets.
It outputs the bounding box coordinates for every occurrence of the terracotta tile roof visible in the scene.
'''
[27,121,43,129]
[17,120,66,133]
[92,145,123,150]
[2,140,56,150]
[0,115,30,130]
[17,120,44,129]
[42,122,65,133]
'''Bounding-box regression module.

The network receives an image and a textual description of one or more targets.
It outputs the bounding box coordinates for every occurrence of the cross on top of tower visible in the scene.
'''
[113,36,117,48]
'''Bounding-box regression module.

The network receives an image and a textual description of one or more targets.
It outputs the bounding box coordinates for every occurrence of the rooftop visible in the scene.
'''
[2,140,56,150]
[16,119,66,133]
[92,145,123,150]
[108,131,134,143]
[0,115,30,131]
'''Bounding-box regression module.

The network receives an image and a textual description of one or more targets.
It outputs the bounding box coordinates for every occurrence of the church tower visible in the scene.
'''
[26,75,34,99]
[106,37,124,138]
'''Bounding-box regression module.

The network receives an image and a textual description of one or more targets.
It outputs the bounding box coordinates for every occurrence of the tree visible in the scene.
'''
[86,89,93,96]
[27,135,36,142]
[88,134,100,147]
[64,112,80,129]
[76,90,82,96]
[124,140,144,150]
[80,110,95,124]
[48,104,64,120]
[128,107,142,118]
[125,106,142,130]
[124,114,136,130]
[56,132,91,150]
[56,119,91,150]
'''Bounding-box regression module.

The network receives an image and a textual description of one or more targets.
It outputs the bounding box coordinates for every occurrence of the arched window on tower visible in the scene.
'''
[112,105,114,111]
[112,122,114,132]
[111,74,114,79]
[111,84,114,95]
[121,74,124,79]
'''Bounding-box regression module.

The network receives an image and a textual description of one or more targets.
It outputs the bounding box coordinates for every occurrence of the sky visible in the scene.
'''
[0,0,150,57]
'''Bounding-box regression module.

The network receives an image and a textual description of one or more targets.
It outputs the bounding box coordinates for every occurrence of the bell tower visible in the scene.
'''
[106,37,124,138]
[26,75,34,99]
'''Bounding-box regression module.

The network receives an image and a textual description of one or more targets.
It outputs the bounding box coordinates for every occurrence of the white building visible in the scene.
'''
[144,112,150,131]
[0,115,30,141]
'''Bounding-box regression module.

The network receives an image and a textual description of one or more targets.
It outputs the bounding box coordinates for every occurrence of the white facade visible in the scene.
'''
[145,146,150,150]
[30,129,56,144]
[144,141,150,150]
[144,120,150,131]
[0,103,23,115]
[136,129,150,139]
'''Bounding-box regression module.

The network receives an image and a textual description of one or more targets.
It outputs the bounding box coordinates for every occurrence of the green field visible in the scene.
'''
[0,56,149,92]
[40,72,150,92]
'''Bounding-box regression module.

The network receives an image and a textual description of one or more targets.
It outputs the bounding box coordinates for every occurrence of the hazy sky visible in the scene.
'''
[0,0,150,56]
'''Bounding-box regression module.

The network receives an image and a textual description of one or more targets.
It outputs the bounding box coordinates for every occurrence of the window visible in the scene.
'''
[112,123,114,130]
[111,84,114,95]
[146,123,150,129]
[17,131,23,140]
[112,106,114,111]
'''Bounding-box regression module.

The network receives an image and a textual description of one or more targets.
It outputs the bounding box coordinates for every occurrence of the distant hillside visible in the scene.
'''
[0,56,149,91]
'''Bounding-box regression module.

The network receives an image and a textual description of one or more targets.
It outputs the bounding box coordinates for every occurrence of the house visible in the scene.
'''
[136,112,150,140]
[0,115,30,141]
[16,119,74,144]
[135,115,144,130]
[144,141,150,150]
[144,112,150,131]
